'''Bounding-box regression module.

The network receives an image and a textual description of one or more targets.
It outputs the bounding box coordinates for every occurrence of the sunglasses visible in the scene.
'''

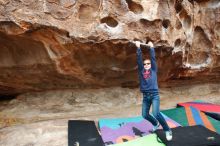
[144,63,151,65]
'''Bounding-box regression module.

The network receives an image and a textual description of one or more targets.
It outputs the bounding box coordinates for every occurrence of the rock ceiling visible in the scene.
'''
[0,0,219,95]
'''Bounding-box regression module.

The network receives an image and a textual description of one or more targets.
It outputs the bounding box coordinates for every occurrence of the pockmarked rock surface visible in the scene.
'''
[0,0,219,95]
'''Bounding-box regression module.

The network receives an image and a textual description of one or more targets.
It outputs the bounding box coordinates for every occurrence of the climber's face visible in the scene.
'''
[144,59,151,70]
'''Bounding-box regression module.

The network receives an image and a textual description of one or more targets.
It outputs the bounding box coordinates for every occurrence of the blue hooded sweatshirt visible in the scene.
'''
[136,47,159,93]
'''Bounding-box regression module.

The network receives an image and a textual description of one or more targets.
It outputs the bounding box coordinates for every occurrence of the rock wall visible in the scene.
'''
[0,0,219,95]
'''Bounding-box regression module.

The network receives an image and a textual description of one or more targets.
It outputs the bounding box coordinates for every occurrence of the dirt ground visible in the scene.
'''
[0,84,219,146]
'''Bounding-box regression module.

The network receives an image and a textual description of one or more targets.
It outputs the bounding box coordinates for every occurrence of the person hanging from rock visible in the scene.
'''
[135,41,172,141]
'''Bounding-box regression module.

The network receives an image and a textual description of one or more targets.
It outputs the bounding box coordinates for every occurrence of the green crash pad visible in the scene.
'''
[109,134,165,146]
[161,107,220,133]
[161,107,188,126]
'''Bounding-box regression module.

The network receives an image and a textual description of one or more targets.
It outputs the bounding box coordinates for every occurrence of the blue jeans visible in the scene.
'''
[142,92,170,131]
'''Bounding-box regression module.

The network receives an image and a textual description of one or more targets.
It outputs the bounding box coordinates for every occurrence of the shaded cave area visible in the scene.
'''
[0,25,185,96]
[0,21,219,97]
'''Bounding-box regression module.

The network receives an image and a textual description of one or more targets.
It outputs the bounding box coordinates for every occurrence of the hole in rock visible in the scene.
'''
[175,0,183,13]
[174,39,181,47]
[139,19,161,27]
[162,19,170,29]
[100,16,118,27]
[125,0,143,14]
[175,19,182,29]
